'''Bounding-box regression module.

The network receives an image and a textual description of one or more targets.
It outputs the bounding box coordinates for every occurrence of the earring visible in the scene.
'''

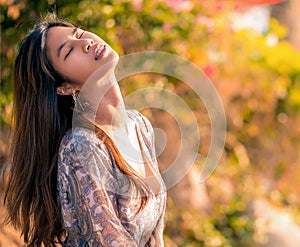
[72,91,90,112]
[71,91,77,104]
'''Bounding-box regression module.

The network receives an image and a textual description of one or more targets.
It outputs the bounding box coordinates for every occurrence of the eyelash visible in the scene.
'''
[78,30,85,39]
[64,30,85,60]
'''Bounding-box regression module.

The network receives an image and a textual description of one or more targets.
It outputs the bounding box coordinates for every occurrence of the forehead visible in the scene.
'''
[47,26,75,48]
[46,26,76,62]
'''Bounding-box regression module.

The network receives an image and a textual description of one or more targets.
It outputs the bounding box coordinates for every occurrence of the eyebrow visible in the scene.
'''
[56,27,78,59]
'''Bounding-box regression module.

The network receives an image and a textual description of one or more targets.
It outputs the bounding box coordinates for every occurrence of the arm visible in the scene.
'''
[128,110,157,165]
[146,204,166,247]
[57,128,138,246]
[132,111,167,246]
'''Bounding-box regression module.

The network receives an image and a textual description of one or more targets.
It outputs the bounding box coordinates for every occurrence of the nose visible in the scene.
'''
[82,39,94,53]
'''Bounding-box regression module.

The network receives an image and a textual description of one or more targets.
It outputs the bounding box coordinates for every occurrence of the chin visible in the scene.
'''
[86,57,118,86]
[108,48,120,67]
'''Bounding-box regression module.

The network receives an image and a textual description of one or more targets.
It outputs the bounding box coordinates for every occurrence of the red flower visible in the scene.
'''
[203,65,219,79]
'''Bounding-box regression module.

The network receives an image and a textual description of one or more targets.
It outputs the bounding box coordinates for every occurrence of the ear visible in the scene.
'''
[56,83,73,95]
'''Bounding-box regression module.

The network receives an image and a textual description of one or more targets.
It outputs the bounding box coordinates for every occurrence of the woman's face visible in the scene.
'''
[47,26,118,87]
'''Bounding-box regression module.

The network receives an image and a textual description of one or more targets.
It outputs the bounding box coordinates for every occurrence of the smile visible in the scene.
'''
[95,44,106,60]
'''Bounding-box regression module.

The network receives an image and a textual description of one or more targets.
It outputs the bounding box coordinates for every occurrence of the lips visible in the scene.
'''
[95,44,106,60]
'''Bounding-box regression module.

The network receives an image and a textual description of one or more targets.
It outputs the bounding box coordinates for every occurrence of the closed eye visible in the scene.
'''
[64,30,85,61]
[64,47,73,61]
[78,30,85,39]
[64,31,85,60]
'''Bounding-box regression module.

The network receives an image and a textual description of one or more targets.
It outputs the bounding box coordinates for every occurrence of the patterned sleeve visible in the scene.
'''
[146,205,166,247]
[57,128,138,246]
[128,110,157,165]
[133,111,167,246]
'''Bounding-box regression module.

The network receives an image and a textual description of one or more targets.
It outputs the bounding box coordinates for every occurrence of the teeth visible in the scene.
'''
[95,45,105,60]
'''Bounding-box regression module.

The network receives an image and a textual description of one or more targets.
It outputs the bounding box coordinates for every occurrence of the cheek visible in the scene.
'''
[64,61,95,84]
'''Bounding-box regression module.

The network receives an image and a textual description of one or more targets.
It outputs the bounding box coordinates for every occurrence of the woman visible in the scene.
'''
[2,15,166,247]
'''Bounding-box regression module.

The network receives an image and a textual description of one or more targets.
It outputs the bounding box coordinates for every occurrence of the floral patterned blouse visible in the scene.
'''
[57,110,166,246]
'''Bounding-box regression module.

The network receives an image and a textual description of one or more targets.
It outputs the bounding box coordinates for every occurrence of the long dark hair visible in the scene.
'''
[1,15,149,247]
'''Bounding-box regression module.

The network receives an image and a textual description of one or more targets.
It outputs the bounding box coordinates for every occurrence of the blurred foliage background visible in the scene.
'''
[1,0,300,246]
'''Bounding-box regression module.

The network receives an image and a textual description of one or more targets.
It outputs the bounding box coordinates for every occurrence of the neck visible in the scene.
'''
[80,72,127,132]
[94,83,127,130]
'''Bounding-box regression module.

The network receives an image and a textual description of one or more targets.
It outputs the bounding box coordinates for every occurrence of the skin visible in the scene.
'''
[47,26,118,86]
[46,26,161,186]
[46,26,141,171]
[47,26,123,127]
